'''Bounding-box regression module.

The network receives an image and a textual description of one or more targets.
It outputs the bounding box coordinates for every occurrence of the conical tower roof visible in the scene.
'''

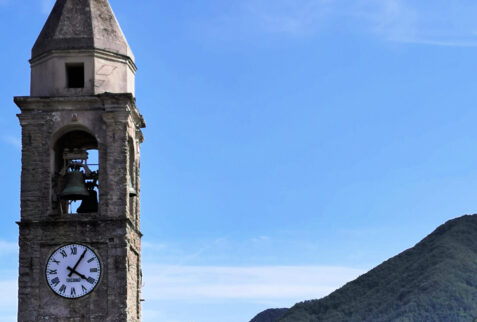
[32,0,134,61]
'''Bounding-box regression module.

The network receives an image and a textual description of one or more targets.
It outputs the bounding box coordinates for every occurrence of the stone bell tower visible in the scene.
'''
[14,0,145,321]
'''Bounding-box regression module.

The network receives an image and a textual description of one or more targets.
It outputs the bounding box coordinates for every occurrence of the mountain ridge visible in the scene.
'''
[252,215,477,322]
[250,308,289,322]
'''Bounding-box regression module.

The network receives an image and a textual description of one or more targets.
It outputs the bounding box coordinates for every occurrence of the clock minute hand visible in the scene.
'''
[68,249,87,277]
[67,266,88,280]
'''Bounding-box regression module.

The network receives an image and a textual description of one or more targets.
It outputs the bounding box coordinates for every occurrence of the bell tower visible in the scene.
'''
[14,0,145,321]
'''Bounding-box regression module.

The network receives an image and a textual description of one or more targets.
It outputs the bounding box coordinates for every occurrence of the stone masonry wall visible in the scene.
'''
[15,94,145,321]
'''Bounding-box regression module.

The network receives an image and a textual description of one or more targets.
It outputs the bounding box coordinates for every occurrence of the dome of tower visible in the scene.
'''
[32,0,134,61]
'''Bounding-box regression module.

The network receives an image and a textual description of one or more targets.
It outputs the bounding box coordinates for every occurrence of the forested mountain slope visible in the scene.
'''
[252,215,477,321]
[250,308,289,322]
[279,215,477,321]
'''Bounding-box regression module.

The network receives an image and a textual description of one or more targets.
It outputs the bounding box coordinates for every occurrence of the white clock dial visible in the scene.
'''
[45,244,101,299]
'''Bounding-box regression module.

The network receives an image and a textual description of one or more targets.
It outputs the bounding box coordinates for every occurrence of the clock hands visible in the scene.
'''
[68,249,87,277]
[47,244,101,299]
[66,266,87,280]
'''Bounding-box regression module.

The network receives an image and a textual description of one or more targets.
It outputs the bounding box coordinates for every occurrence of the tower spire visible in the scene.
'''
[32,0,134,60]
[29,0,136,97]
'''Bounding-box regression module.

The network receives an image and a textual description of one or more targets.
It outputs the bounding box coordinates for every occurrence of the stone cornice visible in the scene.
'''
[30,48,137,73]
[17,113,50,126]
[14,93,146,129]
[17,216,143,237]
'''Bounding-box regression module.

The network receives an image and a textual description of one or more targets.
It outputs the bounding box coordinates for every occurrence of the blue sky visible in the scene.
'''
[2,0,477,321]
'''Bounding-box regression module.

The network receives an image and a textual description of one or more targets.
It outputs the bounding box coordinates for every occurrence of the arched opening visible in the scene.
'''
[54,130,99,215]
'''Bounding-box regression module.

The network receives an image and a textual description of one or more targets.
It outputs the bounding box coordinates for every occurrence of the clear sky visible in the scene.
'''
[1,0,477,321]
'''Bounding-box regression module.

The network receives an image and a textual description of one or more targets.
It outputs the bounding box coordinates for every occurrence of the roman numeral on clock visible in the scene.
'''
[59,285,66,294]
[46,244,102,298]
[51,277,60,287]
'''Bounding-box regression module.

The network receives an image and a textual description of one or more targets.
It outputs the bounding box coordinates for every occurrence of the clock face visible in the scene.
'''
[45,244,101,299]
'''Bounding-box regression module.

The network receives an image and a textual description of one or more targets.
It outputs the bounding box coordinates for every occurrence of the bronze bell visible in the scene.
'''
[77,189,98,213]
[128,177,137,197]
[59,170,89,201]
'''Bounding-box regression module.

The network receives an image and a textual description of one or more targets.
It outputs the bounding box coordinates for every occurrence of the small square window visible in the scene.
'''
[66,63,84,88]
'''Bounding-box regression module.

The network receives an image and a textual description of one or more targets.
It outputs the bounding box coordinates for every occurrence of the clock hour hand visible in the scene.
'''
[68,249,87,277]
[67,266,87,280]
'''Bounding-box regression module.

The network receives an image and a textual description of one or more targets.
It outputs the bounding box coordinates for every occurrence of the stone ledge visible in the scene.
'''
[17,216,143,237]
[14,93,145,129]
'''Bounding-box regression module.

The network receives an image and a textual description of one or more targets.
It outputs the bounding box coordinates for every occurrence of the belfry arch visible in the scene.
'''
[53,130,100,214]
